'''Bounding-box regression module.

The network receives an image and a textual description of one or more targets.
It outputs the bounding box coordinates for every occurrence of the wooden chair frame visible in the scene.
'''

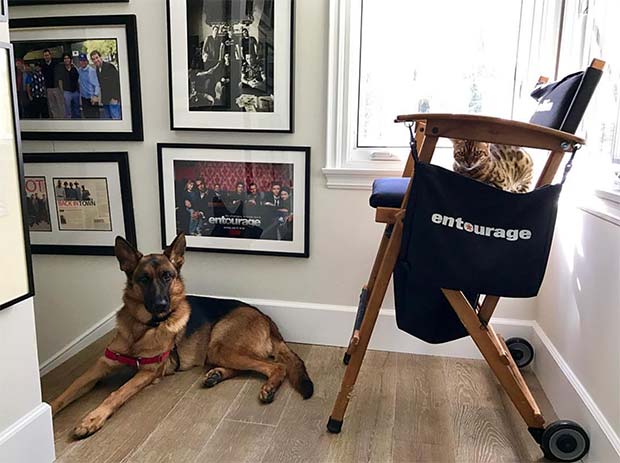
[326,113,586,443]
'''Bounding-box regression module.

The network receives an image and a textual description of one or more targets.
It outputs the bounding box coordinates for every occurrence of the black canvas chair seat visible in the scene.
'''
[369,177,409,208]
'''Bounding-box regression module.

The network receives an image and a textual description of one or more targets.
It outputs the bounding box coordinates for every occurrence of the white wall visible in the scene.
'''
[10,0,534,367]
[535,199,620,455]
[0,19,54,463]
[0,299,43,432]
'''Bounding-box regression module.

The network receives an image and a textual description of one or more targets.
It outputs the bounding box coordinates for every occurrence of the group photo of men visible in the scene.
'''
[174,160,294,241]
[13,39,122,121]
[186,0,275,112]
[24,177,52,232]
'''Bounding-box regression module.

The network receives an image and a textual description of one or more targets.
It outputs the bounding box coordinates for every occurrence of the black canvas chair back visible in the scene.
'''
[393,60,604,344]
[529,59,604,133]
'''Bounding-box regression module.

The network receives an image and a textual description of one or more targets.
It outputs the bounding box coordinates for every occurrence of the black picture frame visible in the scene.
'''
[0,41,35,311]
[9,15,143,141]
[8,0,129,6]
[158,143,310,258]
[0,0,8,22]
[166,0,295,133]
[23,152,137,256]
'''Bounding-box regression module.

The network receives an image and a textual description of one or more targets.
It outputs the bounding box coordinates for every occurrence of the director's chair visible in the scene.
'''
[326,59,605,462]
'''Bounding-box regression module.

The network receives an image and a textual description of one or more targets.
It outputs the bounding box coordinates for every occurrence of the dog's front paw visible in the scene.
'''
[203,369,223,388]
[73,411,107,439]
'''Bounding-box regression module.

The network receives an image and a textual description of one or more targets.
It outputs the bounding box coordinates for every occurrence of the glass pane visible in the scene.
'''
[358,0,523,147]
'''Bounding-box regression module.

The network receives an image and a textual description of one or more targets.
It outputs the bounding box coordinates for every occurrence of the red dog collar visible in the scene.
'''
[104,348,170,368]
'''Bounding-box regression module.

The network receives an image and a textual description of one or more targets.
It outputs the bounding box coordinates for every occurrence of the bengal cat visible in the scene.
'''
[451,139,534,193]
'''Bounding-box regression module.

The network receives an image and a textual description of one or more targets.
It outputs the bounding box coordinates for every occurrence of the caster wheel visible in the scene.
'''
[541,420,590,462]
[343,353,351,365]
[506,337,534,368]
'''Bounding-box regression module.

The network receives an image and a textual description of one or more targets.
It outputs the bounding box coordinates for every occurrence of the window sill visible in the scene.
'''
[577,188,620,227]
[322,167,403,190]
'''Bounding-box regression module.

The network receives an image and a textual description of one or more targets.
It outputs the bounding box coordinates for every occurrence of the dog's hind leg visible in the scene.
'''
[208,349,286,403]
[49,357,120,416]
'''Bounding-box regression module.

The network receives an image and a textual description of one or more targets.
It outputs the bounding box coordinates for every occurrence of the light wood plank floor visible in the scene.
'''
[42,333,559,463]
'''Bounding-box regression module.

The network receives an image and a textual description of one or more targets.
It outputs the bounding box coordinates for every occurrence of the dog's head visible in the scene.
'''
[114,233,186,326]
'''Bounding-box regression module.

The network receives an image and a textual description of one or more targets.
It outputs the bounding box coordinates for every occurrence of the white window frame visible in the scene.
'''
[323,0,404,190]
[323,0,554,189]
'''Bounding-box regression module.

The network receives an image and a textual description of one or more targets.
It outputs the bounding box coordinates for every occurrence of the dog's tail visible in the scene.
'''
[268,318,314,399]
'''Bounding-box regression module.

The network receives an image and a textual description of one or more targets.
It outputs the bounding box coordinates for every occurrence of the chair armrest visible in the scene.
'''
[395,113,584,151]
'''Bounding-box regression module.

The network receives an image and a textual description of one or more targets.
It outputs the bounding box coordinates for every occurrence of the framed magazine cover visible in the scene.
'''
[167,0,294,132]
[23,151,136,255]
[0,41,34,311]
[9,15,143,141]
[158,143,309,257]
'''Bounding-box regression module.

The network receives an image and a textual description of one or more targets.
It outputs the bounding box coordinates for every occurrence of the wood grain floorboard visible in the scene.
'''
[324,350,397,463]
[224,343,312,426]
[120,375,247,463]
[392,353,456,463]
[192,418,274,463]
[42,337,562,463]
[260,345,344,463]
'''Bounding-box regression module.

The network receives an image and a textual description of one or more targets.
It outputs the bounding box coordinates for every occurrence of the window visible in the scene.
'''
[357,0,523,149]
[324,0,619,190]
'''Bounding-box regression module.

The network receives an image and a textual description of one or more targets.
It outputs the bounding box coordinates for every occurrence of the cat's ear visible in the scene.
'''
[449,139,461,146]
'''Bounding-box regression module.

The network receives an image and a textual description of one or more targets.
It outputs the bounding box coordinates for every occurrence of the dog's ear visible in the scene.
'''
[114,236,142,277]
[164,233,186,270]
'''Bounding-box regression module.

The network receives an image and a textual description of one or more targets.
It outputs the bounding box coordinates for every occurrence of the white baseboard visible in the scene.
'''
[39,310,117,376]
[244,296,533,360]
[39,296,533,374]
[0,403,54,463]
[531,322,620,463]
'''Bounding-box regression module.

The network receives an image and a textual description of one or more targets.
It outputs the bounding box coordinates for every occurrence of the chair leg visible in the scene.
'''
[442,289,545,431]
[328,219,404,433]
[343,229,391,365]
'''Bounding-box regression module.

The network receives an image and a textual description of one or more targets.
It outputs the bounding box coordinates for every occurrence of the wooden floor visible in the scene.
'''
[42,333,559,463]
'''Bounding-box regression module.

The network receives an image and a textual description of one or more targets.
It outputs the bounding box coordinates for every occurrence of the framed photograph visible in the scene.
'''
[0,41,34,311]
[9,0,128,5]
[158,143,309,257]
[167,0,294,132]
[23,152,136,255]
[9,15,143,141]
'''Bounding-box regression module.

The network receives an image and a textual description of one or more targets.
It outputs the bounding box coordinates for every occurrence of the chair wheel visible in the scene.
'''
[541,420,590,462]
[505,337,534,368]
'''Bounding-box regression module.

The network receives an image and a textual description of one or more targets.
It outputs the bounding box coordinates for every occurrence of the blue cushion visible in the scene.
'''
[369,177,410,208]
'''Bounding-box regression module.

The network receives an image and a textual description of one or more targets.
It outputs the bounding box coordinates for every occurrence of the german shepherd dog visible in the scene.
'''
[49,233,313,438]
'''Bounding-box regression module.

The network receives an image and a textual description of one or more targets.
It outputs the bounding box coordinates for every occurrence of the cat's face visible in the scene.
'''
[451,139,489,167]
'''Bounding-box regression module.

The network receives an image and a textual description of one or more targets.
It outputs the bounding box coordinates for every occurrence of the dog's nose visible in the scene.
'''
[152,299,169,313]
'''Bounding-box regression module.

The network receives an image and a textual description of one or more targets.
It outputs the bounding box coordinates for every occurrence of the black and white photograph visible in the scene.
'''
[0,40,34,310]
[9,15,143,140]
[159,143,309,257]
[168,0,293,132]
[23,152,136,255]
